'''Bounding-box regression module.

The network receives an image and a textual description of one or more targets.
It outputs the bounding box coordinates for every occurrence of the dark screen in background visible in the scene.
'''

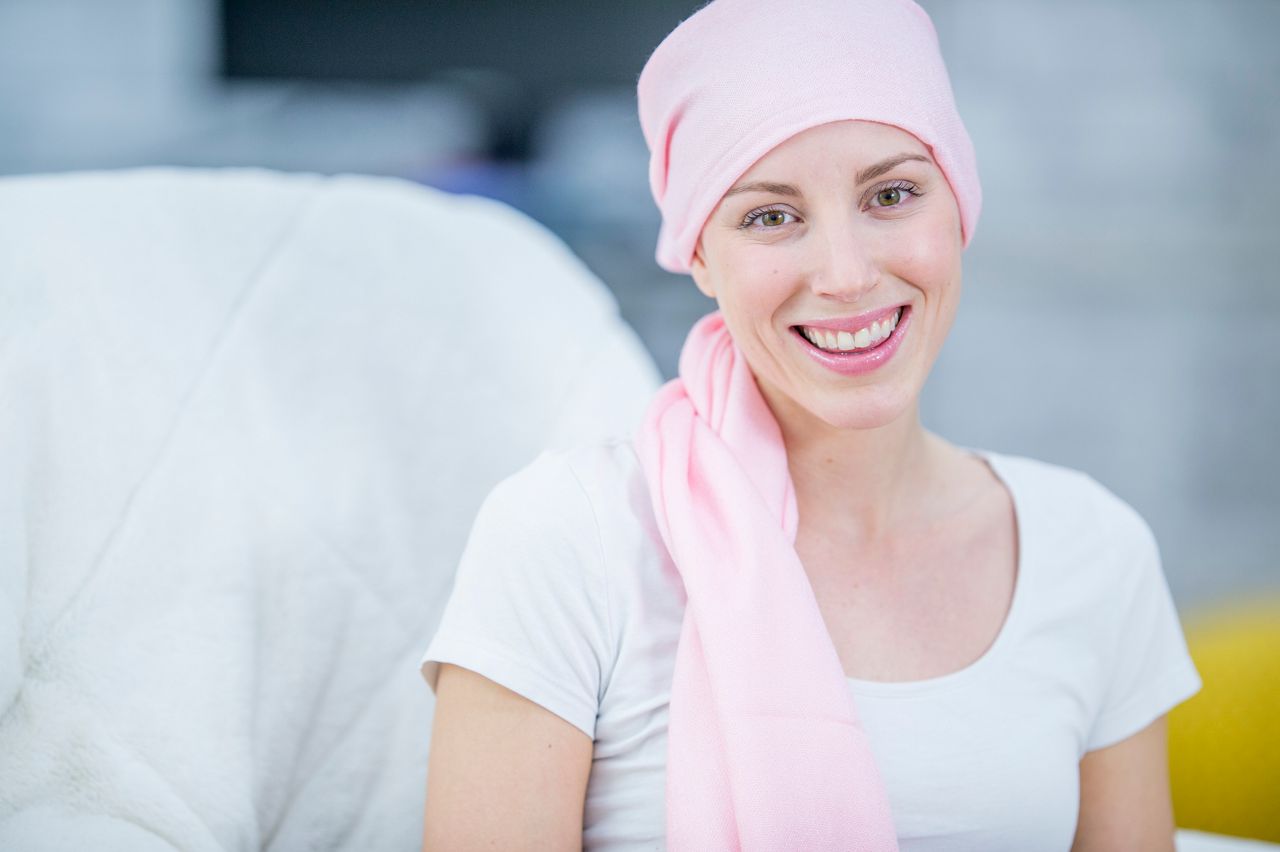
[220,0,696,85]
[220,0,698,158]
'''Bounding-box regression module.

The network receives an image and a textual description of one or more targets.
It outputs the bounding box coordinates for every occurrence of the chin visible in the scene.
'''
[790,382,919,433]
[817,399,911,432]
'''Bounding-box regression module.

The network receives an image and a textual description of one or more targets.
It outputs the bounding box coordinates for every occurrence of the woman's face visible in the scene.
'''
[690,119,964,434]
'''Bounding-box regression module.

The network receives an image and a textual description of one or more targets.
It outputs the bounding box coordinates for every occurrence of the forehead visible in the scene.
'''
[736,120,933,183]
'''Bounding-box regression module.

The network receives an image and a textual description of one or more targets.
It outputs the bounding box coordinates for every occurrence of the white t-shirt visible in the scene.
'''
[420,439,1202,851]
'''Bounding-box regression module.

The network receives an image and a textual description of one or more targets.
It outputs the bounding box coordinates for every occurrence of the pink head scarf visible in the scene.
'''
[635,0,981,848]
[638,0,981,274]
[637,314,900,850]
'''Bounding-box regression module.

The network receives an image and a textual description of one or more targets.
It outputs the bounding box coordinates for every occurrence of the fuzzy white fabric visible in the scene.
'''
[0,168,660,851]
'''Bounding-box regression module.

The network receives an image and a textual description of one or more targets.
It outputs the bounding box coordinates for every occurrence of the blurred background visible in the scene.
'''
[2,0,1277,610]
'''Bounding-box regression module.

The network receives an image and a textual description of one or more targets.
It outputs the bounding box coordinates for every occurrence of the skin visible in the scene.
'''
[423,119,1177,850]
[692,119,1009,686]
[689,118,963,540]
[423,663,590,851]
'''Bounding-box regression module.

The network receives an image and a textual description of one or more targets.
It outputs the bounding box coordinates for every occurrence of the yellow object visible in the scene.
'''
[1169,595,1280,842]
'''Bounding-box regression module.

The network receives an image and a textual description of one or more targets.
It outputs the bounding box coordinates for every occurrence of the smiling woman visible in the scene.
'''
[419,1,1203,850]
[690,121,962,432]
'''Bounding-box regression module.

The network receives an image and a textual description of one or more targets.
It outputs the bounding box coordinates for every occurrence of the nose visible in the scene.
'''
[808,222,881,303]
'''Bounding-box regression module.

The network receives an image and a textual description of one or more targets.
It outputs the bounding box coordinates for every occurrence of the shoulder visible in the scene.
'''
[476,438,655,552]
[483,437,634,505]
[493,437,648,510]
[980,451,1202,741]
[424,443,643,736]
[982,448,1157,562]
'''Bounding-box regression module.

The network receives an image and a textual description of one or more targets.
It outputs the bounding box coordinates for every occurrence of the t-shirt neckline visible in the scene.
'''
[845,447,1027,697]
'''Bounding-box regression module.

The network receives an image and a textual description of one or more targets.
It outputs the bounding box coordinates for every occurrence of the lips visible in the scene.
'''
[795,306,902,353]
[790,305,912,376]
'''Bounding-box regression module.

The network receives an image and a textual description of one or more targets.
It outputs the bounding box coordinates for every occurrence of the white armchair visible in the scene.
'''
[0,168,660,851]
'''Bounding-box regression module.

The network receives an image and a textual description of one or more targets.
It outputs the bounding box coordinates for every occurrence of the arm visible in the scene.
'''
[422,663,594,852]
[1071,715,1176,852]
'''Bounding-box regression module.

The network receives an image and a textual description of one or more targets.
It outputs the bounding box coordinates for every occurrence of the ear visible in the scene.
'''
[689,241,716,299]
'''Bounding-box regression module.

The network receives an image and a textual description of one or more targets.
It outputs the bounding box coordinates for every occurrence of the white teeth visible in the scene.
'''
[799,307,903,353]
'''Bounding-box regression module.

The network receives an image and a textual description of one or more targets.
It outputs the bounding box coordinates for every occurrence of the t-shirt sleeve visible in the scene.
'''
[1085,511,1202,752]
[419,451,612,740]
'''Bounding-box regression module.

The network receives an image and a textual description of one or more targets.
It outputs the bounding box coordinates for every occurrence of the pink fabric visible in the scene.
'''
[637,0,982,274]
[635,312,898,850]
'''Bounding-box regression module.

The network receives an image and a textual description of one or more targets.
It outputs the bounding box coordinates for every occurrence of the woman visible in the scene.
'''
[420,0,1201,849]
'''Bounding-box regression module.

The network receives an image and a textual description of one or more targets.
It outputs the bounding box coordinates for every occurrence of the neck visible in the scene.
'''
[764,389,951,543]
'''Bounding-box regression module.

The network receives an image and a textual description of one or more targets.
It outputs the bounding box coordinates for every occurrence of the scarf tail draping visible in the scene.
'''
[636,312,898,851]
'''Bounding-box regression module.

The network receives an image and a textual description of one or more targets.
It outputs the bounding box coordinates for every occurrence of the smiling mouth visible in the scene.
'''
[791,306,907,354]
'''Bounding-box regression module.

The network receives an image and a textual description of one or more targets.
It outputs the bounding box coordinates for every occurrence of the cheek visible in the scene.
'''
[897,224,962,295]
[715,256,794,325]
[898,225,964,357]
[711,263,801,381]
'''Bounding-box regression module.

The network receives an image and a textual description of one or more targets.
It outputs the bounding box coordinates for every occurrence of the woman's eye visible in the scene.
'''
[876,187,902,206]
[741,207,797,229]
[868,180,922,209]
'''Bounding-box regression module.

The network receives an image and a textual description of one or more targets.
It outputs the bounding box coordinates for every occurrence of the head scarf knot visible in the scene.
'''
[636,313,899,850]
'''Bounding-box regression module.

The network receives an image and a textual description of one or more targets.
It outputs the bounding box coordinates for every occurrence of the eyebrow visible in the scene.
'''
[722,153,931,199]
[723,180,800,199]
[856,153,931,185]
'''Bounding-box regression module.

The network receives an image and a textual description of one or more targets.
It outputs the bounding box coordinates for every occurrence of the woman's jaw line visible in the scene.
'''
[757,366,927,466]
